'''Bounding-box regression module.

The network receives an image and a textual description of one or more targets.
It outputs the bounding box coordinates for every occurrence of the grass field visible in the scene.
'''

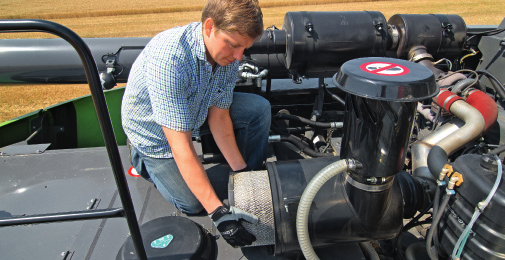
[1,0,504,122]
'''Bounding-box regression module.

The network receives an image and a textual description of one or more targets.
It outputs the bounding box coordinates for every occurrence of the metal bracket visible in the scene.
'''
[305,22,314,33]
[0,143,51,156]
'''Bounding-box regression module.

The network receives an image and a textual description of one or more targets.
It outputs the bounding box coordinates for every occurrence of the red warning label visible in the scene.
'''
[360,62,410,76]
[128,166,141,177]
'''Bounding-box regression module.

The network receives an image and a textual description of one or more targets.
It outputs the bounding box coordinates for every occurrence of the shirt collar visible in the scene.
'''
[193,22,207,63]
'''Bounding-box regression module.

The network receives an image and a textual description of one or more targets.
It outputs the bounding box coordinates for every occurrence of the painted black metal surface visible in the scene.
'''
[0,19,147,259]
[0,144,369,259]
[0,145,237,259]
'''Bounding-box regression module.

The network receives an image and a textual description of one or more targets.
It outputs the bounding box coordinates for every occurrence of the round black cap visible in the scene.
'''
[117,216,216,260]
[332,57,438,101]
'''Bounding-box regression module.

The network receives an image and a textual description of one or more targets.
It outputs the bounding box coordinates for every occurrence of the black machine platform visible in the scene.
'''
[0,144,236,259]
[0,144,365,259]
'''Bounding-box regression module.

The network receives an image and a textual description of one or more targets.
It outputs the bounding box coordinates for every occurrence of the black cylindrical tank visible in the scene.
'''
[388,14,467,60]
[245,28,286,55]
[282,11,388,78]
[333,57,438,177]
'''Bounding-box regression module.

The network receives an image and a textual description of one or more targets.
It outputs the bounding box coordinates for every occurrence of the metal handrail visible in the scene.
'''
[0,19,147,260]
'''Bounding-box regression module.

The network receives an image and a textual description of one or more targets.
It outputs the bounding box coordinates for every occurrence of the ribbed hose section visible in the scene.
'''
[296,159,356,260]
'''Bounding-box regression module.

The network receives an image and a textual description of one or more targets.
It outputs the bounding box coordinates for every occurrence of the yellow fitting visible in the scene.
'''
[440,164,453,180]
[450,172,464,186]
[447,173,464,190]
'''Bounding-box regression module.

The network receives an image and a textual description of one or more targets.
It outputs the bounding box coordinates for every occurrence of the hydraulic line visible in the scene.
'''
[490,144,505,155]
[296,159,362,260]
[406,242,428,260]
[273,114,343,129]
[426,189,454,260]
[269,135,333,157]
[476,70,505,101]
[395,201,434,259]
[270,119,314,134]
[451,78,479,94]
[323,84,346,106]
[358,242,380,260]
[431,185,442,255]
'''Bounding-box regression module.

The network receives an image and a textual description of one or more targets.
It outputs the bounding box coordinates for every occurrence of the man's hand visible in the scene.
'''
[210,205,258,247]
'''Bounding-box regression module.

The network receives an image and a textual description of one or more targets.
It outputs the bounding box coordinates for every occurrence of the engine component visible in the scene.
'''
[476,18,505,96]
[427,89,487,177]
[283,11,388,78]
[333,57,438,178]
[388,14,467,60]
[230,157,405,255]
[231,57,438,257]
[245,26,286,55]
[437,154,505,260]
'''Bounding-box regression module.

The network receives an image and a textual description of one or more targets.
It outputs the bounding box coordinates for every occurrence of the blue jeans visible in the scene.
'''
[130,92,271,214]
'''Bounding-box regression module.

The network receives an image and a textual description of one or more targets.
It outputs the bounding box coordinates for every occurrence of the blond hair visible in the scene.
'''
[201,0,263,40]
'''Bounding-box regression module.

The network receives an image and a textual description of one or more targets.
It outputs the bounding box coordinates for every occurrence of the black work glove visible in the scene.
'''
[231,165,252,174]
[209,205,258,247]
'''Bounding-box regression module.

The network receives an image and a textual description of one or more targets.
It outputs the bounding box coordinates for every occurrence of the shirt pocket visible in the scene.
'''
[210,85,232,108]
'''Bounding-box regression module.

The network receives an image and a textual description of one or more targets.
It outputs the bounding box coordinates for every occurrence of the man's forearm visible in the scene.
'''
[207,106,247,171]
[162,126,222,213]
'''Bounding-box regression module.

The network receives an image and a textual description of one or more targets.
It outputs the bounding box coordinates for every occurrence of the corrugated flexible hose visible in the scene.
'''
[296,159,361,260]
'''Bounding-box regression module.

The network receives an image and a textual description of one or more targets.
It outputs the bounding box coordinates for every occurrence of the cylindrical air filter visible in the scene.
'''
[333,57,438,178]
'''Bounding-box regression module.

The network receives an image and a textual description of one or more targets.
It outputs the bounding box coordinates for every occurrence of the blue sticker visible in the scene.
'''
[151,234,174,249]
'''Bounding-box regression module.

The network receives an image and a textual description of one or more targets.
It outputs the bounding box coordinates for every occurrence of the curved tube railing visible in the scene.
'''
[0,19,147,260]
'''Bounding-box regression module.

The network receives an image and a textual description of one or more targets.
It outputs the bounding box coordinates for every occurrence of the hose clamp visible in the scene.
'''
[268,135,281,143]
[345,174,393,192]
[388,25,399,50]
[410,52,433,63]
[330,122,344,128]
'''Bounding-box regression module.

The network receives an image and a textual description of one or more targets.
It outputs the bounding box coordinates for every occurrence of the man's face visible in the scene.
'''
[203,18,255,67]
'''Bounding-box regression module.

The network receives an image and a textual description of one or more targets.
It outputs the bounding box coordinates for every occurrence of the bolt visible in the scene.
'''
[480,153,498,171]
[367,177,377,183]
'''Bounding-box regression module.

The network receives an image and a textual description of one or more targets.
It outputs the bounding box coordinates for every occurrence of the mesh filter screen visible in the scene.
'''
[230,170,275,246]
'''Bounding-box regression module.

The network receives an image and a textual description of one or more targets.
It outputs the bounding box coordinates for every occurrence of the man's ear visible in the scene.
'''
[203,18,214,38]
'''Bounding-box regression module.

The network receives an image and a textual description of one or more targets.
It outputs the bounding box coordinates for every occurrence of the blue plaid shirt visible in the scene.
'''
[121,22,239,158]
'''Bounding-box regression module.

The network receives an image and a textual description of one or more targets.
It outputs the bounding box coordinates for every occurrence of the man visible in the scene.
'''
[121,0,270,248]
